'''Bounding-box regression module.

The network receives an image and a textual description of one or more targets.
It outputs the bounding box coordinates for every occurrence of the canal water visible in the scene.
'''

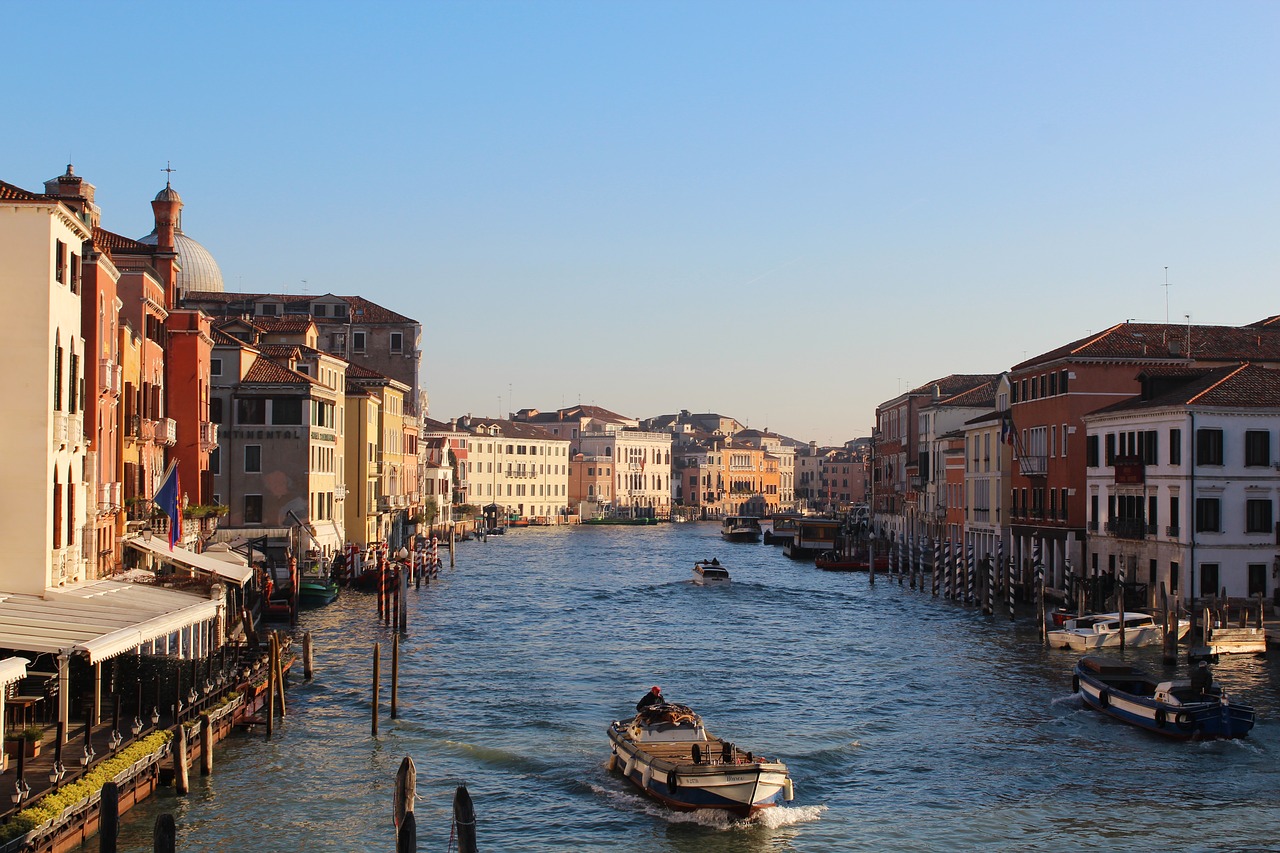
[100,523,1280,851]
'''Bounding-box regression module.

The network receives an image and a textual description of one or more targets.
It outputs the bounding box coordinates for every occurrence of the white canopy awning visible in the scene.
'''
[126,537,254,586]
[0,656,29,687]
[0,581,220,663]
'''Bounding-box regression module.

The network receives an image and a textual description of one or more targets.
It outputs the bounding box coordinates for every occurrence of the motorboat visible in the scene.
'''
[763,514,800,545]
[692,559,730,585]
[607,703,793,816]
[1074,655,1254,739]
[782,518,839,559]
[814,549,889,572]
[720,516,762,543]
[1047,611,1188,651]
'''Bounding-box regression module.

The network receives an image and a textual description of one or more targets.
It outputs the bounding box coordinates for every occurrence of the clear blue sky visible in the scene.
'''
[6,1,1277,444]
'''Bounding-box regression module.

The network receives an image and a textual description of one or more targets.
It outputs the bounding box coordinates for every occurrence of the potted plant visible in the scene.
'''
[20,725,42,758]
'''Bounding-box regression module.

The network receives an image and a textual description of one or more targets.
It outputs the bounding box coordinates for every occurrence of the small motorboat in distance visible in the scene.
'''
[607,702,793,816]
[1074,655,1255,739]
[720,516,763,543]
[1047,611,1188,651]
[692,559,730,585]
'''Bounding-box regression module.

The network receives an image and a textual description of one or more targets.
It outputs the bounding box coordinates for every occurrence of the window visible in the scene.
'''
[70,253,80,294]
[272,397,303,425]
[1195,497,1220,533]
[1060,369,1069,393]
[210,397,224,424]
[1196,428,1223,466]
[1142,431,1157,465]
[1246,499,1273,533]
[353,331,366,353]
[1086,435,1099,467]
[244,495,263,524]
[245,445,262,473]
[1148,495,1158,529]
[1200,564,1219,597]
[1169,429,1181,465]
[1249,564,1267,596]
[1170,496,1180,534]
[1104,433,1115,466]
[211,358,222,377]
[260,304,278,316]
[314,304,327,317]
[237,398,266,424]
[1170,561,1179,591]
[1245,430,1271,467]
[210,447,220,475]
[55,240,66,283]
[390,332,403,353]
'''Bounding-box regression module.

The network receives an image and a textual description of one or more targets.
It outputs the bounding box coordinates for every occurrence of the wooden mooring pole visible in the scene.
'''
[372,642,381,737]
[174,722,190,796]
[450,527,456,568]
[1161,582,1177,664]
[397,813,417,853]
[200,712,213,776]
[153,814,176,853]
[303,631,314,681]
[274,633,287,718]
[267,639,276,740]
[100,781,119,853]
[391,634,400,720]
[453,784,477,853]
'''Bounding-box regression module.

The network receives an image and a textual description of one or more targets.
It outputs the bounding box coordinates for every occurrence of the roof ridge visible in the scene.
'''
[1186,362,1249,404]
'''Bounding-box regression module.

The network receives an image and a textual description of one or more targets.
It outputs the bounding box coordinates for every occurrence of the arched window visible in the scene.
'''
[52,468,62,549]
[54,333,63,412]
[66,466,75,549]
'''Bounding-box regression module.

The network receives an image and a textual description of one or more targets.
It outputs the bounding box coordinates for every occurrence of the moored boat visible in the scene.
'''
[607,703,793,816]
[720,516,762,542]
[782,517,839,559]
[763,514,800,545]
[1047,612,1188,651]
[814,550,889,572]
[692,559,730,585]
[1074,655,1254,739]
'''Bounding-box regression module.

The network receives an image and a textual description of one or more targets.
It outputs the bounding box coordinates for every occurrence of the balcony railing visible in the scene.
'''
[1105,519,1148,540]
[1166,524,1181,537]
[156,418,177,446]
[53,412,68,449]
[1018,455,1048,476]
[199,421,219,453]
[70,413,83,448]
[99,359,122,395]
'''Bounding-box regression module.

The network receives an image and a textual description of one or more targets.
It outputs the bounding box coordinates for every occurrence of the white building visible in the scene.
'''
[440,416,572,522]
[0,181,93,592]
[578,429,673,516]
[1084,363,1280,606]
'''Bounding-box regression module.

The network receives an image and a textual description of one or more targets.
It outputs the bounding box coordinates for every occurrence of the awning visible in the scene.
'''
[0,581,220,663]
[126,537,254,586]
[0,656,29,687]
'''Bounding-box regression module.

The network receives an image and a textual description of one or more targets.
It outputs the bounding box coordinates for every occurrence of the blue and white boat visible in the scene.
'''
[1074,655,1255,740]
[607,703,793,816]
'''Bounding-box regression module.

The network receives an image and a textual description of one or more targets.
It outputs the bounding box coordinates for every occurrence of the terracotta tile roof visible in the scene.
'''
[346,381,375,397]
[457,416,562,441]
[260,344,303,360]
[241,356,313,385]
[0,180,44,200]
[909,374,1001,402]
[251,316,315,334]
[1247,315,1280,329]
[1092,363,1280,414]
[93,227,153,256]
[345,362,393,382]
[183,291,416,325]
[1014,322,1280,370]
[210,327,246,347]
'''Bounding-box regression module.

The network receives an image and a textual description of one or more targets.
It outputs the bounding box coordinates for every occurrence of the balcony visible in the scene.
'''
[70,413,83,448]
[1166,524,1181,537]
[378,495,394,512]
[1018,455,1048,477]
[155,418,177,447]
[334,485,348,500]
[1105,519,1148,540]
[99,359,121,395]
[53,412,68,449]
[199,421,219,453]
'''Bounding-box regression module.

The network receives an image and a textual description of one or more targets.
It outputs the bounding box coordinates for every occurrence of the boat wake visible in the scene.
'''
[588,780,826,829]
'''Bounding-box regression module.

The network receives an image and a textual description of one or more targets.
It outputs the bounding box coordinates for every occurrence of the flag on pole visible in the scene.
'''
[153,461,181,550]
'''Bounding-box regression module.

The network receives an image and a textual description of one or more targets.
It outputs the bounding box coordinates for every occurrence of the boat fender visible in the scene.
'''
[691,744,701,765]
[747,751,754,763]
[783,778,794,802]
[1175,712,1194,731]
[1154,709,1166,728]
[607,753,617,772]
[667,771,678,791]
[1098,688,1110,708]
[642,765,652,788]
[1071,675,1079,694]
[722,742,734,764]
[622,756,634,777]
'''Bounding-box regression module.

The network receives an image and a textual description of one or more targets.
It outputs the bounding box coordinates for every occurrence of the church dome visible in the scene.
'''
[138,198,225,293]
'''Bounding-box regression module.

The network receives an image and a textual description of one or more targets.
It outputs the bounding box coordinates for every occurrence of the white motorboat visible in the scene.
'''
[720,516,762,543]
[692,559,730,585]
[607,703,793,816]
[1048,611,1189,651]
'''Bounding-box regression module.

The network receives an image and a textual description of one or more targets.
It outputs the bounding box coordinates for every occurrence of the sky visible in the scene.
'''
[5,1,1278,445]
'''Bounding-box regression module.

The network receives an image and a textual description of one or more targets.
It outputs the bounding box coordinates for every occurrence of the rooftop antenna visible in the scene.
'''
[301,280,309,294]
[1162,266,1171,324]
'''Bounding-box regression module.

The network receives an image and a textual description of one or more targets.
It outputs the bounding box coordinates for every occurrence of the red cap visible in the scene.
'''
[651,686,661,694]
